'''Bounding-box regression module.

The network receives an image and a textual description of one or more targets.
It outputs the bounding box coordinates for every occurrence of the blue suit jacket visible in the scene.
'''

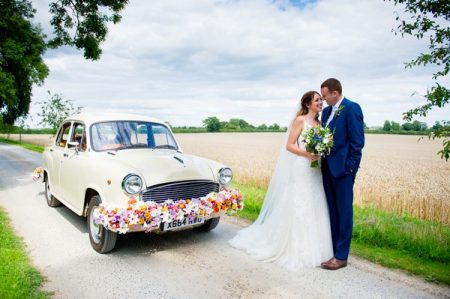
[321,98,365,178]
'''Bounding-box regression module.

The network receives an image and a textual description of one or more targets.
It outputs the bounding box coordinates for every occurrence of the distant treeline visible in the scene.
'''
[198,117,286,132]
[1,116,448,136]
[366,120,450,135]
[0,123,54,134]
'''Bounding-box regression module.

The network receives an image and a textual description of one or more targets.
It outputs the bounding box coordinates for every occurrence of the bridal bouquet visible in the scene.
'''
[303,126,334,168]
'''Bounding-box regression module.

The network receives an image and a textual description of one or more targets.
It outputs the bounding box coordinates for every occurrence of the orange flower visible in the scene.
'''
[128,198,137,205]
[178,203,186,209]
[138,218,144,225]
[214,207,220,213]
[144,212,151,221]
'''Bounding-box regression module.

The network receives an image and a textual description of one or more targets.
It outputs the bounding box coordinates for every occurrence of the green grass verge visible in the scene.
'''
[0,137,44,153]
[232,182,450,285]
[353,206,450,284]
[3,137,450,285]
[0,208,49,298]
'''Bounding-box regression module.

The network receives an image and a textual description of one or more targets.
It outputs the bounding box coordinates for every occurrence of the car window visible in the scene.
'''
[70,122,86,151]
[90,121,178,151]
[55,122,71,148]
[153,125,177,148]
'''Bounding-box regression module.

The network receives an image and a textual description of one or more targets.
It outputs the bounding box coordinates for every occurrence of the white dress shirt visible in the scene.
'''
[326,96,344,126]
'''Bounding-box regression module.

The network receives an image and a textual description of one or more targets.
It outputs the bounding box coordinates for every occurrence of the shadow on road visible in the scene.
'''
[112,227,223,256]
[52,201,222,256]
[54,205,88,233]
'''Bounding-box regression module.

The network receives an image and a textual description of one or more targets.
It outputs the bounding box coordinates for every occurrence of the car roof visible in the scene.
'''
[64,113,167,127]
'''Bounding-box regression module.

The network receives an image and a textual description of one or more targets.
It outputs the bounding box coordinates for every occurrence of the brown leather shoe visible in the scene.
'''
[320,257,335,267]
[321,258,347,270]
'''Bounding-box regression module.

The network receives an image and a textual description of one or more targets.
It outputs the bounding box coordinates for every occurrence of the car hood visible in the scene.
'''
[109,149,217,187]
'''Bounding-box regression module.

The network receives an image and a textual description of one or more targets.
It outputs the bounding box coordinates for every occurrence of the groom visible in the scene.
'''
[320,78,364,270]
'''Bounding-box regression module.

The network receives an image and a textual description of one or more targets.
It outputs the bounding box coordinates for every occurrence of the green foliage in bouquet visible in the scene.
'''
[302,126,334,168]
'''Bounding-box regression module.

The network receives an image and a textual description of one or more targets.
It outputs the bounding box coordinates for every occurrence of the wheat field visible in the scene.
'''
[3,132,449,224]
[176,133,450,224]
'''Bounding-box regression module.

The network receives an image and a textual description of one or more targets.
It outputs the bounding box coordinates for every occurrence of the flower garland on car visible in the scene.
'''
[32,167,44,182]
[93,189,244,234]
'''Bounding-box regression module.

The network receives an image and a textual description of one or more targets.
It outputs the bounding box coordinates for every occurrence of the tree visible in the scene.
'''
[48,0,128,60]
[0,0,127,126]
[268,123,280,131]
[258,124,268,130]
[202,117,221,132]
[0,0,49,125]
[227,119,240,130]
[402,122,413,131]
[238,119,250,129]
[412,120,422,131]
[386,0,449,159]
[38,91,82,132]
[383,120,392,131]
[432,121,444,130]
[391,121,401,131]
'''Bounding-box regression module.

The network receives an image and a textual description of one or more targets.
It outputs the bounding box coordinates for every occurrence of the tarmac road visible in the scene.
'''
[0,142,448,299]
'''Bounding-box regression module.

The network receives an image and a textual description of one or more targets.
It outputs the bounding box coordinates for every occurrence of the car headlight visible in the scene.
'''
[122,174,143,194]
[218,167,233,185]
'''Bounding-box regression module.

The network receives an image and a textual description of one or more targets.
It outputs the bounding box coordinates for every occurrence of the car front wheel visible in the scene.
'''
[194,217,220,232]
[87,195,117,253]
[45,178,61,207]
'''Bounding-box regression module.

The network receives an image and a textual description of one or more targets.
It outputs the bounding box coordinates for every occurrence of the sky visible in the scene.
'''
[28,0,450,128]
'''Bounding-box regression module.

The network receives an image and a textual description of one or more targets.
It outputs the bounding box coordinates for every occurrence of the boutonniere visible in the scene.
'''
[335,105,344,117]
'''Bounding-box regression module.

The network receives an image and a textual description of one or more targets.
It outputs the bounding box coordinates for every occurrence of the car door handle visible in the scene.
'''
[63,153,69,157]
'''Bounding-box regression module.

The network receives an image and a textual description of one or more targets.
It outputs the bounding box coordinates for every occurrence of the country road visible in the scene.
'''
[0,142,448,299]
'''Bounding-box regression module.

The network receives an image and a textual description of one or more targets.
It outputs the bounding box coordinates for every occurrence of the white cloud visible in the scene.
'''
[28,0,449,127]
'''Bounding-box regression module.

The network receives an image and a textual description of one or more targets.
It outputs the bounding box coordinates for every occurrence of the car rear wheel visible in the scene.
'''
[194,217,220,232]
[87,195,117,253]
[45,178,61,207]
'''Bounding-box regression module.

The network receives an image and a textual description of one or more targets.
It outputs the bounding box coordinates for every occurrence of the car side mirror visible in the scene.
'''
[67,141,80,153]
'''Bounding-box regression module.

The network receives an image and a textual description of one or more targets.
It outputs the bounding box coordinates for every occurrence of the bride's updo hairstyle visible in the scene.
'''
[296,90,320,122]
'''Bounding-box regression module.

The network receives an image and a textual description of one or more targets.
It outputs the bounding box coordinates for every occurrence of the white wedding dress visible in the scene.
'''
[229,121,333,269]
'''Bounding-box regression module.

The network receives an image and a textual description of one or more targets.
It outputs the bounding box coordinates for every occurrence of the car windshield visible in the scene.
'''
[90,121,178,152]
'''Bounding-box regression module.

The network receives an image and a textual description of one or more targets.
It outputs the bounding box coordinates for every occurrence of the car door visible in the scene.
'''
[48,122,72,199]
[59,122,87,213]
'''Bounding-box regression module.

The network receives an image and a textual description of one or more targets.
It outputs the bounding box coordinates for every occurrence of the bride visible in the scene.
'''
[229,91,333,269]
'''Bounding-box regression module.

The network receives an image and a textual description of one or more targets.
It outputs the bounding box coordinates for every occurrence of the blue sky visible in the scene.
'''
[28,0,449,127]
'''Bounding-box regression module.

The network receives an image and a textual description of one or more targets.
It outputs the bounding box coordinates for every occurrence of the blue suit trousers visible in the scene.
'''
[322,159,355,260]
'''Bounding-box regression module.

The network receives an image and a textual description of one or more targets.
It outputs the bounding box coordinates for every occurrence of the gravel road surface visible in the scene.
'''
[0,142,448,299]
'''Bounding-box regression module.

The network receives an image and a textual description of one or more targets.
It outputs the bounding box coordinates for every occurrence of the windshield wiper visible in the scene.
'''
[116,144,149,151]
[153,145,178,151]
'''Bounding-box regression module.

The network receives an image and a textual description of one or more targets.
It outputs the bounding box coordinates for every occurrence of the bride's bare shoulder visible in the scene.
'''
[293,115,305,126]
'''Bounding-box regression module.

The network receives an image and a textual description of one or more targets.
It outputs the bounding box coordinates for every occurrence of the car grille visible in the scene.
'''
[142,180,220,203]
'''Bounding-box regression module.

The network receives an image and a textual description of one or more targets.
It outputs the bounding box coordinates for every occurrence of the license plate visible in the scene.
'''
[162,217,205,231]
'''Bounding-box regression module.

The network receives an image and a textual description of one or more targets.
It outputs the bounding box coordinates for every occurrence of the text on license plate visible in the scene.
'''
[163,217,205,231]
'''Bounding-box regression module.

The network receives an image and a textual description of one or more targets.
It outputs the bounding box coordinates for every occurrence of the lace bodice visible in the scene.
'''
[297,121,313,150]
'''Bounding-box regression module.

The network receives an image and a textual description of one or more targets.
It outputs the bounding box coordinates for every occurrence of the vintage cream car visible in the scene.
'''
[42,113,238,253]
